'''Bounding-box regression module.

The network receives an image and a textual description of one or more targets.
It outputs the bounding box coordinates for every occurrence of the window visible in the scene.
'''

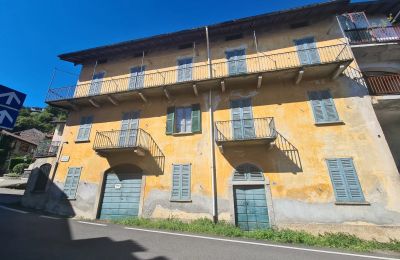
[177,58,193,82]
[233,163,264,181]
[166,104,201,135]
[171,164,191,201]
[129,66,145,90]
[231,98,255,139]
[76,116,93,141]
[226,49,247,75]
[294,37,320,65]
[308,90,340,124]
[326,158,365,203]
[63,167,82,199]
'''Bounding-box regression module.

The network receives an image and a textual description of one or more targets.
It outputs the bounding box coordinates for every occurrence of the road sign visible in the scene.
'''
[0,85,26,130]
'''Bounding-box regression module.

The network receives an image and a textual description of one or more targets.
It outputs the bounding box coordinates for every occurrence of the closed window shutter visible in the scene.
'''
[64,167,82,199]
[171,165,181,200]
[181,164,191,200]
[326,158,364,202]
[166,107,175,135]
[191,104,201,133]
[340,158,364,201]
[309,91,339,123]
[321,91,339,122]
[77,116,93,141]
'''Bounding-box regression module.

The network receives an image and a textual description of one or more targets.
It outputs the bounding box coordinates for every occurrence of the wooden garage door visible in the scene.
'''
[99,173,142,220]
[234,185,269,230]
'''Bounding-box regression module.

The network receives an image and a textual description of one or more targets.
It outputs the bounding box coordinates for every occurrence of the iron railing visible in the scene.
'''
[215,117,276,143]
[46,44,353,102]
[365,74,400,95]
[344,25,400,45]
[93,128,165,172]
[34,140,60,158]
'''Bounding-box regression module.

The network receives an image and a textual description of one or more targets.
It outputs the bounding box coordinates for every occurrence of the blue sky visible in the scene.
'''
[1,0,328,107]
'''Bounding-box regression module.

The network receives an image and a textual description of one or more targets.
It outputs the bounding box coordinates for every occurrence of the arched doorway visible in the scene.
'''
[99,164,143,220]
[33,163,52,192]
[232,163,270,230]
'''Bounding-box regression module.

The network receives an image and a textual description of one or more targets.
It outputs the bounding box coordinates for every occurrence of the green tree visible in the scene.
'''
[14,106,67,133]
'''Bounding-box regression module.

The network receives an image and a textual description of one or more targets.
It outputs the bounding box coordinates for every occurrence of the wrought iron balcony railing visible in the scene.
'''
[215,117,276,144]
[366,74,400,96]
[46,44,352,102]
[34,140,60,158]
[344,25,400,45]
[93,128,165,172]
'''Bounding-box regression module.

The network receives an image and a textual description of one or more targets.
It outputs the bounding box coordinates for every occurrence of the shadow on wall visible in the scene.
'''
[17,164,168,260]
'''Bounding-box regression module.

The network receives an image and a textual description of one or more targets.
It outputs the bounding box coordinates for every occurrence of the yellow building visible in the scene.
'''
[24,0,400,239]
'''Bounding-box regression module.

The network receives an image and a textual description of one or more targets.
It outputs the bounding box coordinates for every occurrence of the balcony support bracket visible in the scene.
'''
[332,65,345,80]
[163,88,171,100]
[257,75,263,89]
[138,92,148,103]
[193,84,198,96]
[295,70,304,85]
[221,80,226,92]
[88,98,100,108]
[107,95,118,106]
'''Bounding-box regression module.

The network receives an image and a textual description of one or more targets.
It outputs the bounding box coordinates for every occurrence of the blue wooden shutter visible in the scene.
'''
[177,58,193,82]
[236,49,247,74]
[89,72,105,95]
[226,49,247,75]
[166,107,175,135]
[326,158,364,202]
[129,66,145,89]
[171,164,181,200]
[191,104,201,133]
[77,116,93,141]
[309,91,325,123]
[241,98,255,138]
[321,90,339,122]
[294,37,320,65]
[340,158,364,202]
[226,50,237,76]
[231,99,243,139]
[180,164,191,200]
[64,167,82,199]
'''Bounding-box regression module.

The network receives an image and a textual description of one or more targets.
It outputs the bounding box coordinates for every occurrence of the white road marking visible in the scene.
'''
[40,215,60,220]
[0,205,28,214]
[77,221,107,226]
[124,227,399,260]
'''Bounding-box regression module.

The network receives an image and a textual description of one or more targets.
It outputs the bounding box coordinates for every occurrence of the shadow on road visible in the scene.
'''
[0,179,169,260]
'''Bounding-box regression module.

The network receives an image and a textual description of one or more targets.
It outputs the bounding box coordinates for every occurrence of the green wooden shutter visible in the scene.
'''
[64,167,82,199]
[171,164,181,200]
[166,107,175,135]
[181,164,191,200]
[326,158,364,202]
[191,104,201,133]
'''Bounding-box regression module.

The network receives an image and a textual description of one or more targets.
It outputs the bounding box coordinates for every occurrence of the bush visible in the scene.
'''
[8,157,33,171]
[12,163,29,175]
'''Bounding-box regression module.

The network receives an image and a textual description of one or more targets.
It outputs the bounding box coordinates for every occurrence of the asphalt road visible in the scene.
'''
[0,204,399,260]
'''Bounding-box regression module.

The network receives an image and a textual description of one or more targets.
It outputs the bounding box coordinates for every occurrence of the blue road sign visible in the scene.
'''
[0,85,26,130]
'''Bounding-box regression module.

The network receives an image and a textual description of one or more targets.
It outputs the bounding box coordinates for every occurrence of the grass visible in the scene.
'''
[112,217,400,253]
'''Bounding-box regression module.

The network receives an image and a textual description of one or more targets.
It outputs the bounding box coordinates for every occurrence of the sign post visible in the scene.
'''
[0,85,26,130]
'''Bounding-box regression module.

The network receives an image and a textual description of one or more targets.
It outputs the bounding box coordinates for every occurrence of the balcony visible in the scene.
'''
[46,44,353,108]
[344,25,400,45]
[215,117,277,148]
[93,128,165,173]
[34,140,60,158]
[366,74,400,96]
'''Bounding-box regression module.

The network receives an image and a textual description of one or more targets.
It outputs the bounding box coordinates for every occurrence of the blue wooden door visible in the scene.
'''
[231,98,255,140]
[118,112,139,147]
[226,49,247,75]
[89,72,105,95]
[99,173,142,220]
[129,66,145,90]
[177,58,193,82]
[234,185,269,230]
[294,37,320,65]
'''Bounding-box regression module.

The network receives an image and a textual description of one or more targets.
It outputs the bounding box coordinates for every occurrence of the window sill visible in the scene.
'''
[335,201,370,206]
[170,199,192,203]
[171,132,198,136]
[75,139,90,143]
[315,121,345,126]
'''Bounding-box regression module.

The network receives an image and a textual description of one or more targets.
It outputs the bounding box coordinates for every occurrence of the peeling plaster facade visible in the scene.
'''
[25,1,400,241]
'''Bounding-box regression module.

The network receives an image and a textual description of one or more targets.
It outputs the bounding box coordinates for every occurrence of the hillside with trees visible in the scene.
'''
[14,106,67,133]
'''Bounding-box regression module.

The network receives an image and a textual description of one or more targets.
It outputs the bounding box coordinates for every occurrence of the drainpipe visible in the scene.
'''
[209,89,217,223]
[205,26,212,78]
